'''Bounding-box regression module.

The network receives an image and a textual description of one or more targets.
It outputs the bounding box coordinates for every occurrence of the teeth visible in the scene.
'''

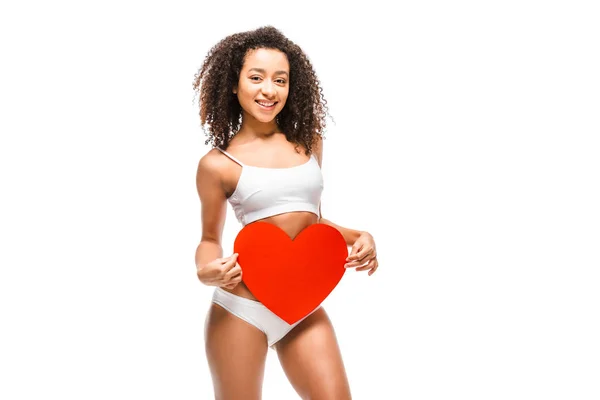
[257,101,275,107]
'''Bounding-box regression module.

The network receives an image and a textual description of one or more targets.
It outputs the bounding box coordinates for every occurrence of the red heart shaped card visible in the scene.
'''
[233,222,348,324]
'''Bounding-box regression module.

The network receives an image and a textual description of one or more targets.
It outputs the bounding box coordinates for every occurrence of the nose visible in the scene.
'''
[260,80,276,98]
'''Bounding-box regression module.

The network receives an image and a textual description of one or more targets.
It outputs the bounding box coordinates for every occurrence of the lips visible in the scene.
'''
[256,100,277,108]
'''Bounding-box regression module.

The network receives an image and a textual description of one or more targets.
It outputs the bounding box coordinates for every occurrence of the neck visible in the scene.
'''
[235,113,281,140]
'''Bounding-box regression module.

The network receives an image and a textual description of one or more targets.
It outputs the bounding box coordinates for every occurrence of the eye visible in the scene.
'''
[250,76,261,81]
[276,79,286,84]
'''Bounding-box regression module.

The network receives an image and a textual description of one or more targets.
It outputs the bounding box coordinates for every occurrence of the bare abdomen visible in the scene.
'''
[221,211,319,301]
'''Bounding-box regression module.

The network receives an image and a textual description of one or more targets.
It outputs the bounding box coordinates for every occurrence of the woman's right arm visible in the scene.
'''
[194,151,241,288]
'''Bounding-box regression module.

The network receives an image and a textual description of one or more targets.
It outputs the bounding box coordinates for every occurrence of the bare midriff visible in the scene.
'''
[220,211,319,301]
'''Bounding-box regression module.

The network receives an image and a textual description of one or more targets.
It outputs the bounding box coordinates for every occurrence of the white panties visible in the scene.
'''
[211,287,321,350]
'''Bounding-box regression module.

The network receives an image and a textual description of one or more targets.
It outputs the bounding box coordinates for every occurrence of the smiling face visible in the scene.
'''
[233,48,290,125]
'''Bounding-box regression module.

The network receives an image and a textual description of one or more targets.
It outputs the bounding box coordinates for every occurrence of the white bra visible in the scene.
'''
[215,147,323,226]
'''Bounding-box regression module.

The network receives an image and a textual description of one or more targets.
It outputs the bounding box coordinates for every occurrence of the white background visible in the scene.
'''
[1,1,599,399]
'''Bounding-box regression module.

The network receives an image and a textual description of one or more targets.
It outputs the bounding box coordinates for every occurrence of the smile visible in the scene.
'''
[256,100,277,109]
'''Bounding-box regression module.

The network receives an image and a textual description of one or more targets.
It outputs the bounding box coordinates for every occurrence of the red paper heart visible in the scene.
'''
[233,222,348,324]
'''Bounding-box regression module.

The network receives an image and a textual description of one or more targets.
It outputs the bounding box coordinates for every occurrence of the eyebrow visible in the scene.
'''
[247,68,289,77]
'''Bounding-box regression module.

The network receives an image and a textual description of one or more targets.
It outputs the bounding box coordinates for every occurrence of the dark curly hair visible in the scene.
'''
[192,25,333,155]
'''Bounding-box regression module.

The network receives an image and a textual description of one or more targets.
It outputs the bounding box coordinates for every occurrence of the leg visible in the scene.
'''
[204,303,269,400]
[274,307,352,400]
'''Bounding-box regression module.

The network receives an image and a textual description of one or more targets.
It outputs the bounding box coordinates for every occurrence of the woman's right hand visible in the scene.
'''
[197,253,242,289]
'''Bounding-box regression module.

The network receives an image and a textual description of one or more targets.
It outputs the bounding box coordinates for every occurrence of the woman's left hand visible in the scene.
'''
[345,231,378,276]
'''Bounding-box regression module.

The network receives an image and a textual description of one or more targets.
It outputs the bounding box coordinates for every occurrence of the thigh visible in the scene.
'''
[204,303,268,400]
[274,307,352,400]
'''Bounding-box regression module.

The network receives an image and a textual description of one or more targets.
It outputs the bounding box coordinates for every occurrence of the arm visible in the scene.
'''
[319,216,363,246]
[313,136,379,275]
[312,136,363,246]
[195,151,226,270]
[194,151,237,284]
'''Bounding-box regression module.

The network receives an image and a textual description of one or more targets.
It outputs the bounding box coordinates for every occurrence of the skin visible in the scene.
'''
[196,48,378,399]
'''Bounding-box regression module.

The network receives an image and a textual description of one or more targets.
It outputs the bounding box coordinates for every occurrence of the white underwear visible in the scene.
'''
[211,287,321,350]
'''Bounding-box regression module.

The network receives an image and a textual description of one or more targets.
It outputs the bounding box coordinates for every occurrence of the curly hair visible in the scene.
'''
[192,25,333,155]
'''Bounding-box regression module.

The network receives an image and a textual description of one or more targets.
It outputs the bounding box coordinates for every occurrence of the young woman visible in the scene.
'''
[193,26,379,399]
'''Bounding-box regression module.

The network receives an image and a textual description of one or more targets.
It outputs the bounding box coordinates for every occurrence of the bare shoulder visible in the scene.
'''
[196,149,230,242]
[197,148,227,177]
[196,148,230,192]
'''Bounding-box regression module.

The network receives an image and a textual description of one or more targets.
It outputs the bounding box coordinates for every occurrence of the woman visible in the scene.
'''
[193,26,379,399]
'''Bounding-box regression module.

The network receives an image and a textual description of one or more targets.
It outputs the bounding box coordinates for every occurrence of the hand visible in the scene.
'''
[344,231,378,276]
[197,253,243,289]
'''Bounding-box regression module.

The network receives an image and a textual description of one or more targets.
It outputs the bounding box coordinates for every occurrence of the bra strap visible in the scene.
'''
[215,147,244,167]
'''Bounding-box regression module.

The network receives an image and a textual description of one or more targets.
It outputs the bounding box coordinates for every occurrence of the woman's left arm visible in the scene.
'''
[313,136,379,276]
[319,215,379,276]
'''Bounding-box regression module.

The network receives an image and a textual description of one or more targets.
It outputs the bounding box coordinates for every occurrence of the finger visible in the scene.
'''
[225,275,242,287]
[227,274,242,285]
[356,258,377,272]
[231,268,243,280]
[347,247,361,260]
[368,263,378,276]
[224,265,242,279]
[345,260,366,268]
[346,242,363,261]
[368,259,378,274]
[352,247,374,263]
[345,252,375,268]
[222,254,239,272]
[222,273,242,288]
[356,258,377,271]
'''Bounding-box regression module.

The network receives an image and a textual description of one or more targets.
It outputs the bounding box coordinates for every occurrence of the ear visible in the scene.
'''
[232,84,238,94]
